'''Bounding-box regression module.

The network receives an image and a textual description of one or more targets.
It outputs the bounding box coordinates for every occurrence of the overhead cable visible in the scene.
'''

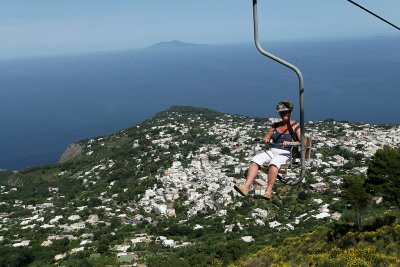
[346,0,400,31]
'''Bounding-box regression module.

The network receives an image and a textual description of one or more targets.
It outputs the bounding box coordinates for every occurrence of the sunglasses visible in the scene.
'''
[279,110,291,115]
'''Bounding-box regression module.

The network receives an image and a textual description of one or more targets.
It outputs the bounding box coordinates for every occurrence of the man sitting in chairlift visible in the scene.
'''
[234,100,301,200]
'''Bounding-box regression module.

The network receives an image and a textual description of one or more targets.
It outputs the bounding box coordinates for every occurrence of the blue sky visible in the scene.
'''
[1,0,399,59]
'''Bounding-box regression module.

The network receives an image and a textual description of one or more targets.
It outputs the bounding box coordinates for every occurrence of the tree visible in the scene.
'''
[366,148,400,207]
[297,191,308,202]
[220,147,231,155]
[0,247,33,267]
[88,197,102,208]
[97,243,109,254]
[341,175,371,230]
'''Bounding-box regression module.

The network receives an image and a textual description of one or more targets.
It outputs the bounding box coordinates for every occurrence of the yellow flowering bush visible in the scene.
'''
[232,224,400,267]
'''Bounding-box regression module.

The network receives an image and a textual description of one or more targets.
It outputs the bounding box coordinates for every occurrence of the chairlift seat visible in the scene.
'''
[259,136,312,184]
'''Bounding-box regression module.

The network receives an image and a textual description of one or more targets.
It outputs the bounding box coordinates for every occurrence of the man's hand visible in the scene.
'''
[283,141,299,147]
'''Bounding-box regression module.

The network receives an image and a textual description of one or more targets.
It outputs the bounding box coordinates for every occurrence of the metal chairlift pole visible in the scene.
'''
[252,0,305,185]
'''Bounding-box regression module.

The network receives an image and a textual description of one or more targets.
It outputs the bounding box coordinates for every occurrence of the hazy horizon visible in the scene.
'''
[1,1,399,59]
[0,35,399,61]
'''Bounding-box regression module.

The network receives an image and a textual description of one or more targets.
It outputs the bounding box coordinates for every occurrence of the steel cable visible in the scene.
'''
[346,0,400,31]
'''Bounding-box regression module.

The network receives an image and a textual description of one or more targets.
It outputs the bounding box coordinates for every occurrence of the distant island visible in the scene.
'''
[145,40,208,50]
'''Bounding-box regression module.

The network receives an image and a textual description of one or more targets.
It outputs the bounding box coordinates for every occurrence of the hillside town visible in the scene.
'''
[0,108,399,265]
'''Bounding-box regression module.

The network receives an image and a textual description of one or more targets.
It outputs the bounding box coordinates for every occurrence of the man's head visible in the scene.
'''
[276,100,293,113]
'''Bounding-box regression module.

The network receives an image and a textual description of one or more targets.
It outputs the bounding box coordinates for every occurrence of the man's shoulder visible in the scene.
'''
[273,121,284,128]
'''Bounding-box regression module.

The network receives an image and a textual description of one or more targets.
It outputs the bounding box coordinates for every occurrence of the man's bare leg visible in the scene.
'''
[244,162,260,188]
[264,165,278,199]
[234,162,260,196]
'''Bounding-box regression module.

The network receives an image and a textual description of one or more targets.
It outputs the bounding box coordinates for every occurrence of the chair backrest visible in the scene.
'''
[290,135,312,164]
[305,136,312,160]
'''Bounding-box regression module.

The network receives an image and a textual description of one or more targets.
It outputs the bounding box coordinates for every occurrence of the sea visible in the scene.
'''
[1,36,399,170]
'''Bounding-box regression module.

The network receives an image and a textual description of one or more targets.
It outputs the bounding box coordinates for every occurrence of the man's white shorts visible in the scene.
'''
[251,148,290,169]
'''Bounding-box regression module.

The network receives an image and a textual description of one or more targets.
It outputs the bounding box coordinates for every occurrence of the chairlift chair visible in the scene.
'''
[249,0,398,185]
[251,0,310,185]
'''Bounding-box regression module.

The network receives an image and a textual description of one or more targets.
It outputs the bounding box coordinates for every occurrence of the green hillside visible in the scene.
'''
[0,106,399,267]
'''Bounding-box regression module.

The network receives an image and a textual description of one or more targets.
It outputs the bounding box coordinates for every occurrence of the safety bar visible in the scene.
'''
[252,0,305,185]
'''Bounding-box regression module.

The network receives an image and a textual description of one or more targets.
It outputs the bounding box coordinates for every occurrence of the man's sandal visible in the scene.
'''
[262,191,272,200]
[234,184,249,197]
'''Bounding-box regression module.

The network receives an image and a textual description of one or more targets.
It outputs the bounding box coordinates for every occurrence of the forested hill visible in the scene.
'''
[0,106,399,266]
